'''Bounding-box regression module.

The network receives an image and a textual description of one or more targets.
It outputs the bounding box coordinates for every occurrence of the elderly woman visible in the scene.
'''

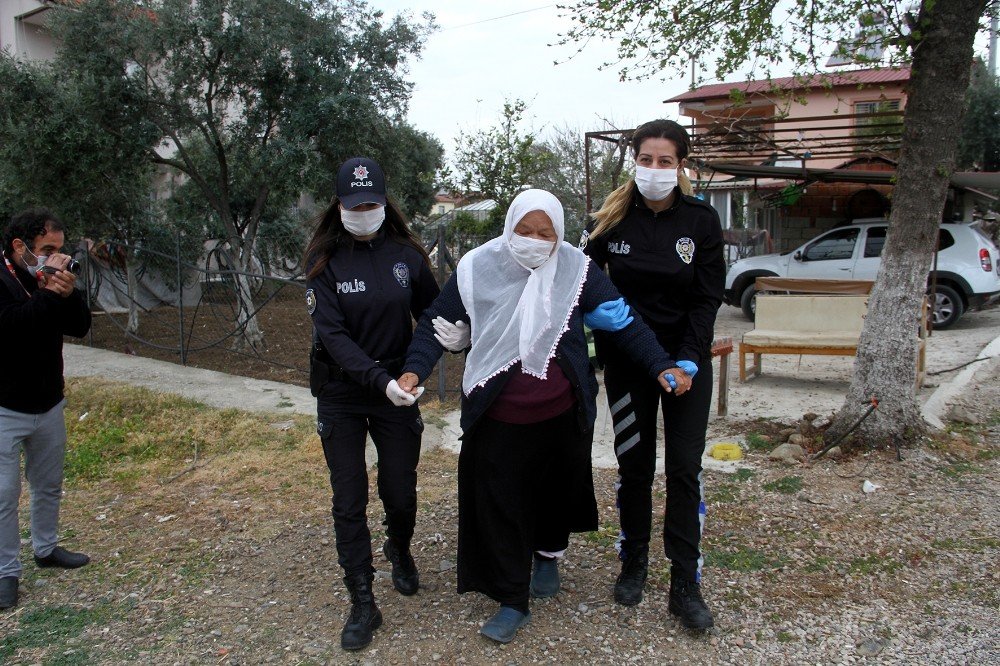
[398,189,681,643]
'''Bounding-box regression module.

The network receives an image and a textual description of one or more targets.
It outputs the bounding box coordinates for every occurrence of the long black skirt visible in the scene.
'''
[456,408,599,607]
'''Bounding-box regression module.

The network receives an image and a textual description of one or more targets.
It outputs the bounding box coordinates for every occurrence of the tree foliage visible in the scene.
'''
[0,55,154,243]
[958,64,1000,172]
[46,0,438,347]
[559,1,921,83]
[533,123,632,243]
[453,99,553,230]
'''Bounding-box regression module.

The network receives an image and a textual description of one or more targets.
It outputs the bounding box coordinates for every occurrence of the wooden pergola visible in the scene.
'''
[584,110,906,212]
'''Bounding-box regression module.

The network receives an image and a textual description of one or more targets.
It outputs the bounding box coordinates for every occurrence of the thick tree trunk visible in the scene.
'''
[231,240,265,351]
[827,0,988,448]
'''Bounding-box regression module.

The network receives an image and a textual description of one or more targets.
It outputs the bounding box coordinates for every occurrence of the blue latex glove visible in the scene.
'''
[661,371,678,390]
[676,360,699,378]
[584,298,634,332]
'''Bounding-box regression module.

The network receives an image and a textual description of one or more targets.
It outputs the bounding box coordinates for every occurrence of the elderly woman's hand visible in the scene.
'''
[398,372,421,395]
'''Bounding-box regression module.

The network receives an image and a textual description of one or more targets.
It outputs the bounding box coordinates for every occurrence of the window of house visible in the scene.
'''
[438,205,445,215]
[855,99,901,124]
[803,228,859,261]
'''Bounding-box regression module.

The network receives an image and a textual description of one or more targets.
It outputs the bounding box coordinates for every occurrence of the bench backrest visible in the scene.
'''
[754,294,868,333]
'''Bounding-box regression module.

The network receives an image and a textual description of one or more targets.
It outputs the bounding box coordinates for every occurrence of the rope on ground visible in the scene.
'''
[926,355,994,376]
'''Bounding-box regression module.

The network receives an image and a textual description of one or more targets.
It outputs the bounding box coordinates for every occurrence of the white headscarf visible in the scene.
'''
[457,189,589,395]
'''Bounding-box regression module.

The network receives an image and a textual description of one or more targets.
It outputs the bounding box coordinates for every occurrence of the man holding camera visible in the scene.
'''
[0,208,91,610]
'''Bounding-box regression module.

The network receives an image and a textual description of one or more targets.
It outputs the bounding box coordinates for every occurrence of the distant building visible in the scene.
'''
[666,66,910,171]
[429,191,464,218]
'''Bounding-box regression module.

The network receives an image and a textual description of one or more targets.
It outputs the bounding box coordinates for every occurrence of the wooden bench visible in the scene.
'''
[739,294,927,387]
[740,294,867,381]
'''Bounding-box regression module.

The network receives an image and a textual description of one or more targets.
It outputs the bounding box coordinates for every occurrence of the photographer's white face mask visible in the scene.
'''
[341,206,385,237]
[508,233,555,270]
[17,241,46,276]
[634,165,679,202]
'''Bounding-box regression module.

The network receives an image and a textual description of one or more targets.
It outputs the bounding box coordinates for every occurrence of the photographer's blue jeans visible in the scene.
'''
[0,400,66,579]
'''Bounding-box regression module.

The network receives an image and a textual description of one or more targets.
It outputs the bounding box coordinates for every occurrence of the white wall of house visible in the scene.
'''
[1,1,57,61]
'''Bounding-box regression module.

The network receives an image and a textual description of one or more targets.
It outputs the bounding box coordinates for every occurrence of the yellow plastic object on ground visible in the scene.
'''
[710,442,743,461]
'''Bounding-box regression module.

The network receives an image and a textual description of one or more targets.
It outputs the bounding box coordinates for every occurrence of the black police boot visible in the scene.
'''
[340,571,382,651]
[613,547,648,607]
[669,577,714,630]
[383,538,419,596]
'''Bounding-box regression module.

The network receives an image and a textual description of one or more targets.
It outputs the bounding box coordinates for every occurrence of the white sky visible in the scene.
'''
[372,1,695,155]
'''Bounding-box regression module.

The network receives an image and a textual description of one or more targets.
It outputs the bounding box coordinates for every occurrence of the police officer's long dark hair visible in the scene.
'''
[304,197,431,280]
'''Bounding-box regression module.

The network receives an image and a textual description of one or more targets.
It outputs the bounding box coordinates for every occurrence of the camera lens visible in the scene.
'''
[67,259,82,276]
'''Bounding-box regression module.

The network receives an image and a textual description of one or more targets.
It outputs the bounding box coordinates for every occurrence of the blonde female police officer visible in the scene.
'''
[304,158,439,651]
[582,120,725,630]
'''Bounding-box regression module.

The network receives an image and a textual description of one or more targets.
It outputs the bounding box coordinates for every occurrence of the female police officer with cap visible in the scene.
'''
[304,157,439,651]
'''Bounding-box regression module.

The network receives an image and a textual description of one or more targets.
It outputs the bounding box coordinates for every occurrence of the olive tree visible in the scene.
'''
[51,0,434,350]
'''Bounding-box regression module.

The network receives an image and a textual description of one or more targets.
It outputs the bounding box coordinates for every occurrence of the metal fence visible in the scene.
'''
[72,230,479,402]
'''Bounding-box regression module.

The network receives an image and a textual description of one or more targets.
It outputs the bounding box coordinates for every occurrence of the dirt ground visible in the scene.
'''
[2,363,998,664]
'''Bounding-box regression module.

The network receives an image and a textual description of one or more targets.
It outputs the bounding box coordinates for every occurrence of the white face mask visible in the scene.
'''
[634,165,679,201]
[18,243,46,276]
[341,206,385,237]
[508,233,555,270]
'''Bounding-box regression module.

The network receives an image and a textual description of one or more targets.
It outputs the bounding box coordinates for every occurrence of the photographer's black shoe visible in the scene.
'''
[0,577,17,610]
[383,539,419,596]
[669,578,714,630]
[613,549,648,607]
[34,546,90,569]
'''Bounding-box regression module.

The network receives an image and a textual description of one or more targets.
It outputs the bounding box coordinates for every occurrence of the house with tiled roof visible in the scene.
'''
[661,67,912,250]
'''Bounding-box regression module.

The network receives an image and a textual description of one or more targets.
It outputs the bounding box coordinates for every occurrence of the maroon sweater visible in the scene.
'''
[485,362,576,424]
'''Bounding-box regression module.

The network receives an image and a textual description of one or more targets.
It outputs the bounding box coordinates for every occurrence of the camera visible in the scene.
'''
[40,259,82,276]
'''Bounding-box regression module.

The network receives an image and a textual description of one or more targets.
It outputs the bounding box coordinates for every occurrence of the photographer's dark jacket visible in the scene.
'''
[583,189,726,367]
[0,258,91,414]
[307,231,439,397]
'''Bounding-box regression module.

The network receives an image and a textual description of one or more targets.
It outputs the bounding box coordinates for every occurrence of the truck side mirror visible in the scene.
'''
[793,250,803,261]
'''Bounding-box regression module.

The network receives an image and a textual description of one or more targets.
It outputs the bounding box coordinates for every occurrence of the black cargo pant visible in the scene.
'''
[603,357,712,583]
[317,381,423,577]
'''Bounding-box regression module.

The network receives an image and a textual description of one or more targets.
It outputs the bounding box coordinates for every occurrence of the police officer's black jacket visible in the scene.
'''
[583,187,725,367]
[0,258,92,414]
[306,230,439,395]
